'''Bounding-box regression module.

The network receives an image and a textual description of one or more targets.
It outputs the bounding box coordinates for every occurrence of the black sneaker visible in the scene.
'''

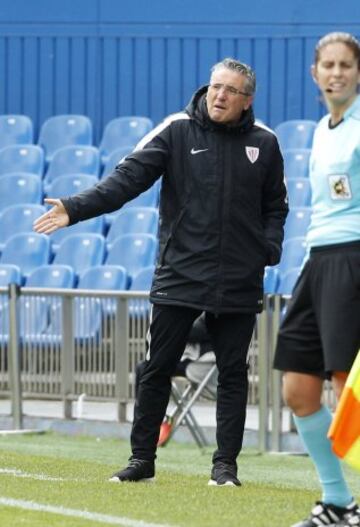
[336,501,360,526]
[109,458,155,483]
[208,461,241,487]
[292,500,359,527]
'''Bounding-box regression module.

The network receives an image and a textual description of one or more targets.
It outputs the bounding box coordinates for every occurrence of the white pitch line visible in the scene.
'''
[0,496,178,527]
[0,468,68,482]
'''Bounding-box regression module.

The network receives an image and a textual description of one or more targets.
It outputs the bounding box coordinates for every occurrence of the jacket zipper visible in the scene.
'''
[214,140,226,315]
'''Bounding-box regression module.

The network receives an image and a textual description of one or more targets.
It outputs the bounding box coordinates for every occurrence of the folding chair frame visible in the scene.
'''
[167,363,217,448]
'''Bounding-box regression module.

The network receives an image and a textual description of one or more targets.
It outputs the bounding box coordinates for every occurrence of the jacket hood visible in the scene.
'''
[185,85,255,133]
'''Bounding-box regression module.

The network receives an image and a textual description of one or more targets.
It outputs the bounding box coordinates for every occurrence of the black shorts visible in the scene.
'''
[273,240,360,377]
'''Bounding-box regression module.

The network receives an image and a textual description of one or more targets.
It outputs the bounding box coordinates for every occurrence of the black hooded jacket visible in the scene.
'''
[62,86,288,313]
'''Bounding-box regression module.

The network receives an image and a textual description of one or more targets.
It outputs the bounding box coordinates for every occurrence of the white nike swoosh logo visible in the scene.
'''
[190,148,209,155]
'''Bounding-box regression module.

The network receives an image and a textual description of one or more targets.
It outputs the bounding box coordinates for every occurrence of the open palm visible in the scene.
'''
[33,198,70,235]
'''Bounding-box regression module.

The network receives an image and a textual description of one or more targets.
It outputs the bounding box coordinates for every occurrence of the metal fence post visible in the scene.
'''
[115,296,129,422]
[271,294,282,451]
[257,298,269,452]
[61,295,74,419]
[8,283,22,429]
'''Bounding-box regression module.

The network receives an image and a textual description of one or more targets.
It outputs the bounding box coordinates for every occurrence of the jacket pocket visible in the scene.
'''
[159,208,186,266]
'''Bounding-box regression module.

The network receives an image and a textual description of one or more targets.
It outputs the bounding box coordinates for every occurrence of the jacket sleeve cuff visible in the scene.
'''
[266,242,281,266]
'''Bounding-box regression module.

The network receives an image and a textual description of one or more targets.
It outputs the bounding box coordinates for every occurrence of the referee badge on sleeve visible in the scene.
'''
[328,174,352,200]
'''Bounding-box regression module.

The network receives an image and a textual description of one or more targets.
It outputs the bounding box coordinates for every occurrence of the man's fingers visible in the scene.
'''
[33,209,59,233]
[44,198,61,208]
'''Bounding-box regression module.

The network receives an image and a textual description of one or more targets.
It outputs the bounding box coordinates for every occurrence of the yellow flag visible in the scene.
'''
[328,351,360,472]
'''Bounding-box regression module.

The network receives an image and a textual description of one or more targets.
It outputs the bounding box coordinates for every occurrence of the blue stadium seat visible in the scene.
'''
[78,265,127,290]
[50,214,105,254]
[42,294,103,344]
[0,115,33,149]
[278,237,307,275]
[106,207,159,249]
[100,145,134,179]
[263,266,279,294]
[275,120,316,151]
[277,267,302,295]
[286,177,311,208]
[20,265,75,343]
[78,265,128,316]
[0,264,22,286]
[0,144,44,177]
[129,265,154,291]
[0,233,50,282]
[283,148,311,179]
[99,116,153,165]
[73,297,103,341]
[18,295,48,342]
[38,114,93,164]
[53,233,106,279]
[25,264,75,289]
[0,173,42,212]
[46,173,98,198]
[0,264,22,344]
[48,178,104,252]
[0,204,46,252]
[105,233,157,284]
[124,179,160,209]
[105,179,160,225]
[128,265,155,316]
[284,207,312,240]
[43,145,100,192]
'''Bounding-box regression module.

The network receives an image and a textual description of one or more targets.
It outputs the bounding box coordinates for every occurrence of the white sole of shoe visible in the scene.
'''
[207,479,238,486]
[108,476,155,483]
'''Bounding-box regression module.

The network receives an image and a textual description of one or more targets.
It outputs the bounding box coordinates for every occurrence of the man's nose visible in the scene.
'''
[216,87,227,99]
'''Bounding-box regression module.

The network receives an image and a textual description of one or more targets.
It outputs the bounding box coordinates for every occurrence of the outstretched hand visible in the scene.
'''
[33,198,70,235]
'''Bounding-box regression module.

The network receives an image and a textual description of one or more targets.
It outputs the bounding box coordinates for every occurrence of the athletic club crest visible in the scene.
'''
[245,146,259,164]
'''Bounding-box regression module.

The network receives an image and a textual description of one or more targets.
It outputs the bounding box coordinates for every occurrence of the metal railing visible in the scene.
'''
[0,284,335,451]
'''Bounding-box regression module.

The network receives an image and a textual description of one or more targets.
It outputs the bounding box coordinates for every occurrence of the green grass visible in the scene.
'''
[0,432,359,527]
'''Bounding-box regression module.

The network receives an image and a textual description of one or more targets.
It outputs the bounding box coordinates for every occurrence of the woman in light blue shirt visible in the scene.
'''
[274,32,360,527]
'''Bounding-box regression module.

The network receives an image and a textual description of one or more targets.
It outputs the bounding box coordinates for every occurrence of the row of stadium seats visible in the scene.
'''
[0,232,158,286]
[0,178,308,237]
[265,119,315,288]
[0,114,315,160]
[0,173,160,216]
[0,144,135,186]
[0,117,315,301]
[0,201,310,252]
[0,203,311,289]
[0,114,153,165]
[0,262,153,292]
[0,115,314,174]
[0,168,311,211]
[0,231,305,296]
[0,264,155,344]
[0,204,159,253]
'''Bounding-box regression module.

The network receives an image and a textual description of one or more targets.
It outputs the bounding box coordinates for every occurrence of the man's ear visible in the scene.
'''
[311,64,318,86]
[244,96,254,110]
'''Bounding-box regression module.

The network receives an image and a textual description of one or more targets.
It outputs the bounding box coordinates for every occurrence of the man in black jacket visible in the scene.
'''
[34,58,288,486]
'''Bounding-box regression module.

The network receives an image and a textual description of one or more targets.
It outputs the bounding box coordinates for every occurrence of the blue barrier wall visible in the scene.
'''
[1,0,360,140]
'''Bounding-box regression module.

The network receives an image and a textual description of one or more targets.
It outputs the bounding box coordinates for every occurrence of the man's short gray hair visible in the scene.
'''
[211,58,256,95]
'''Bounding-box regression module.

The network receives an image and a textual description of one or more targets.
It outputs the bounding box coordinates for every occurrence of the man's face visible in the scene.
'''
[206,67,253,124]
